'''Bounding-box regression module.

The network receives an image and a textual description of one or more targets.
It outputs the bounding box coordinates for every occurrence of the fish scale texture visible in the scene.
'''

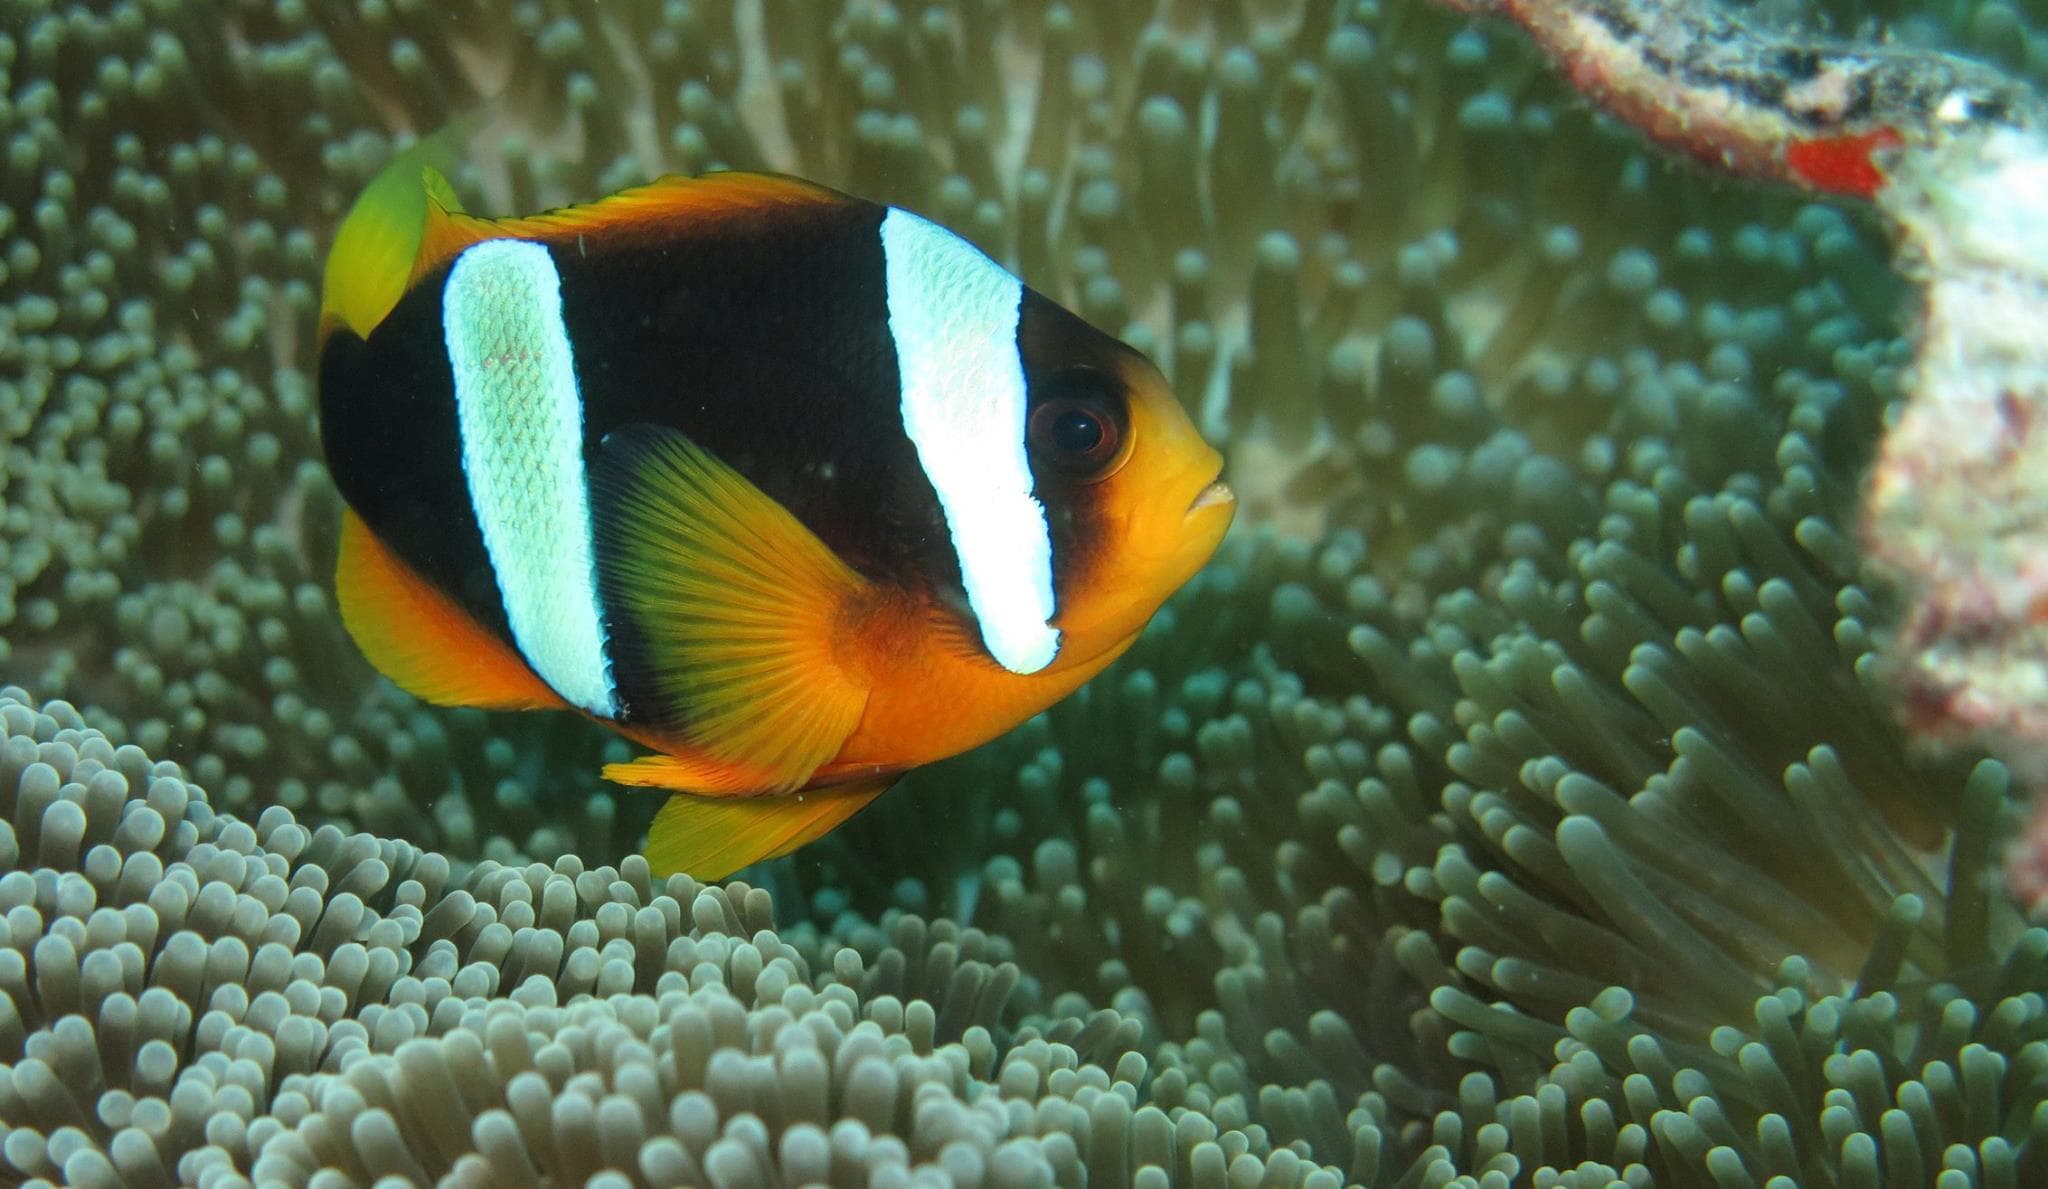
[444,240,614,718]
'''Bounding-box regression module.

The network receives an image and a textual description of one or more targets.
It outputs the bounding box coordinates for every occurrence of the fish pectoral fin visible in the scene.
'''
[644,778,896,880]
[594,425,872,795]
[333,508,565,711]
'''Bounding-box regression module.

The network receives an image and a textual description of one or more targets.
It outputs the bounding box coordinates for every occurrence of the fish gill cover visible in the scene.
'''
[1,0,2046,1185]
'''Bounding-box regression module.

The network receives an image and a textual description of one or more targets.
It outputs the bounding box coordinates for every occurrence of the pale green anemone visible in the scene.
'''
[1,0,2038,1182]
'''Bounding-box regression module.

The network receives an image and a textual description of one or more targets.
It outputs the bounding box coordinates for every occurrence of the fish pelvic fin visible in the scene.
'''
[643,776,897,880]
[594,425,873,795]
[334,508,565,711]
[602,749,785,796]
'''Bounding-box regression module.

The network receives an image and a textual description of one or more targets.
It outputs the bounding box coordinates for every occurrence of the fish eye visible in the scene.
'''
[1028,369,1127,477]
[1048,406,1104,453]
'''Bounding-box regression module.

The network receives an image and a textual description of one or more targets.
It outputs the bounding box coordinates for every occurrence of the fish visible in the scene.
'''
[315,143,1236,879]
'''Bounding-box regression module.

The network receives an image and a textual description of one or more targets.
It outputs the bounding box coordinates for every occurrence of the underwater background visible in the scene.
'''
[3,0,2046,1184]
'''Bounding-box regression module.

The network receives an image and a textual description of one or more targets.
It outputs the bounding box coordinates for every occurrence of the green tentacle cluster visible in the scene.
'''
[2,0,2039,1183]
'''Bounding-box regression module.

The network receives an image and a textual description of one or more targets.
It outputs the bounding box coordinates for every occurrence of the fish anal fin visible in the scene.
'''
[643,777,896,880]
[335,508,564,711]
[596,426,871,794]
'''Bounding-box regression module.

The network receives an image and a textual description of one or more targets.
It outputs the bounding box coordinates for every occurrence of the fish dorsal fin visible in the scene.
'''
[320,127,473,342]
[334,508,566,711]
[594,426,872,795]
[500,172,843,238]
[416,172,847,276]
[411,182,507,287]
[326,153,841,342]
[640,775,896,880]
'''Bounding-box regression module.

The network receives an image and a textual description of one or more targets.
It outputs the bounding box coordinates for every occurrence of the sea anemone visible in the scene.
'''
[0,689,1356,1184]
[3,0,2039,1183]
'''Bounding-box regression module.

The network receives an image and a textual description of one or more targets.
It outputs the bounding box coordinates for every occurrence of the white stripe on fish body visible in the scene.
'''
[443,238,620,717]
[879,206,1060,676]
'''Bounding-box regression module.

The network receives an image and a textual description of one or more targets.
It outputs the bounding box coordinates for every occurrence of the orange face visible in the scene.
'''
[829,303,1234,774]
[1008,294,1236,672]
[1028,352,1234,668]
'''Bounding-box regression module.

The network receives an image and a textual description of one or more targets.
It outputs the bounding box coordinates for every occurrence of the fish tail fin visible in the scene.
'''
[642,777,896,881]
[318,119,478,343]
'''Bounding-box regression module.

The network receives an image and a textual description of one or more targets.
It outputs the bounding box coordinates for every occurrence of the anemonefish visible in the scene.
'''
[315,143,1235,879]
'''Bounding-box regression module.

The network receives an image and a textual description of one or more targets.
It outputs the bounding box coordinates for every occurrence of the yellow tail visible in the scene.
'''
[318,123,474,343]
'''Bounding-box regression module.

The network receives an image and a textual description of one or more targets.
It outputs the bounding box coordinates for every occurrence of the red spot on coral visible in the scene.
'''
[1784,127,1903,198]
[2000,387,2032,435]
[1899,673,1961,734]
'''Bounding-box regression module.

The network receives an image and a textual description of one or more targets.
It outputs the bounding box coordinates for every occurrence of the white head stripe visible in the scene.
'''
[880,207,1059,675]
[443,239,618,717]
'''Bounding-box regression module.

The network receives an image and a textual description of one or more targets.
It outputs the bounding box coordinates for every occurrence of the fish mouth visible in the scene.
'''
[1186,477,1236,516]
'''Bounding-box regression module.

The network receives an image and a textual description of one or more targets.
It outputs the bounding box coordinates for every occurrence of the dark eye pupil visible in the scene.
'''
[1050,407,1103,454]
